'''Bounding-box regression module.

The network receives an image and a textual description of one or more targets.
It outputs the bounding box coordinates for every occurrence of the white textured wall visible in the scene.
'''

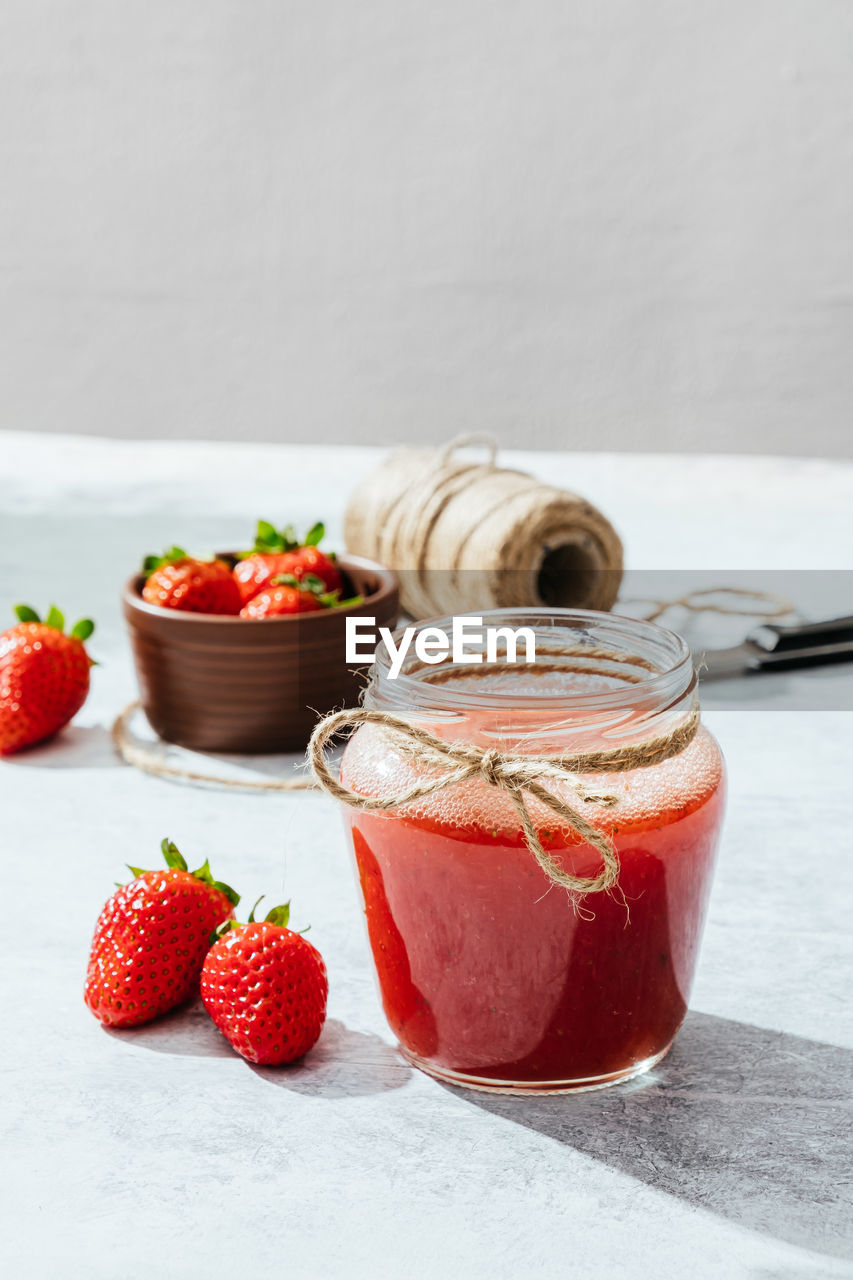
[1,1,852,456]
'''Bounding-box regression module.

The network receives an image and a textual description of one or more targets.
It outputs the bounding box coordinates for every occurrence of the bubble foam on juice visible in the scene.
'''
[341,718,722,843]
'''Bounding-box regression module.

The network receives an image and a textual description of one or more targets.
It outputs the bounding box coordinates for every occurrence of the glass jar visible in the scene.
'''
[338,609,725,1094]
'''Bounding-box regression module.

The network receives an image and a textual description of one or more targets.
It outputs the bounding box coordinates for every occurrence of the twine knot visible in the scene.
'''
[309,700,701,898]
[478,748,505,788]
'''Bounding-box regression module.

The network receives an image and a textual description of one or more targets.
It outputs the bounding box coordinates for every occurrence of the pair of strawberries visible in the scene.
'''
[85,839,328,1066]
[142,520,353,619]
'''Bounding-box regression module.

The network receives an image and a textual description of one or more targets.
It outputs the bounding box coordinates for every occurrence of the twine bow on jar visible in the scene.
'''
[309,703,701,897]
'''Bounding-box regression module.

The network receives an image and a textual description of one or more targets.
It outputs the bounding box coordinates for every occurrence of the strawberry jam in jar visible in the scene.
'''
[339,610,725,1093]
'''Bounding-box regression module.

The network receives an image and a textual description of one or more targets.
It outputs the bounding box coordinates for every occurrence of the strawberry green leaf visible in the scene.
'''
[45,605,65,632]
[252,520,313,554]
[160,838,188,872]
[143,547,188,576]
[190,857,239,904]
[126,865,146,878]
[333,595,364,610]
[264,902,291,928]
[210,920,237,945]
[212,879,240,907]
[269,574,302,588]
[14,604,40,623]
[246,895,265,924]
[253,521,286,554]
[71,618,95,642]
[302,574,326,594]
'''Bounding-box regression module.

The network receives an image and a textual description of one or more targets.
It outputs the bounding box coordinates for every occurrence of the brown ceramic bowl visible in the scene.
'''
[123,554,399,754]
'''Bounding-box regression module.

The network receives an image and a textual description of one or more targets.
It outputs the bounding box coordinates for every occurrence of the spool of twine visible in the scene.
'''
[344,436,623,618]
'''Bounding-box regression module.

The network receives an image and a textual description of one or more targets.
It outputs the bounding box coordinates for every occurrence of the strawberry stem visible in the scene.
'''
[71,619,95,642]
[250,520,328,555]
[142,547,189,576]
[161,837,188,871]
[124,839,239,906]
[264,903,291,928]
[218,897,293,931]
[13,604,95,640]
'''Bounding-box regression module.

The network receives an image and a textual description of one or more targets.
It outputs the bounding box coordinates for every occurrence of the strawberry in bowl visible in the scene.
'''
[240,574,361,619]
[233,521,342,604]
[142,548,242,615]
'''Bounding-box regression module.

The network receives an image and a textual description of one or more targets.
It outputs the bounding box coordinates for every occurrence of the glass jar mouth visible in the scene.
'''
[368,607,695,718]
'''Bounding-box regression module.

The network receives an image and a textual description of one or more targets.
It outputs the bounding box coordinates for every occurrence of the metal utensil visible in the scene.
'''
[697,615,853,680]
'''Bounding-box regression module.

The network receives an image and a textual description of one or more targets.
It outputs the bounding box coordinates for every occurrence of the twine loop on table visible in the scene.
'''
[628,585,795,624]
[111,701,316,792]
[309,698,701,898]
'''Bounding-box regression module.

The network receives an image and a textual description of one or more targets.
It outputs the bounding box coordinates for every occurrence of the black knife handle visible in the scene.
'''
[748,615,853,670]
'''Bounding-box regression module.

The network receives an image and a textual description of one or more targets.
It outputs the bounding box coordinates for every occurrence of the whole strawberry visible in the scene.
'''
[240,581,327,619]
[277,544,342,595]
[142,547,242,615]
[201,900,328,1065]
[0,605,94,755]
[239,573,359,619]
[85,839,239,1028]
[233,521,342,603]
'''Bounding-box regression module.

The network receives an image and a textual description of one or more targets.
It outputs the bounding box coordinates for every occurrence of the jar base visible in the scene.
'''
[399,1041,674,1096]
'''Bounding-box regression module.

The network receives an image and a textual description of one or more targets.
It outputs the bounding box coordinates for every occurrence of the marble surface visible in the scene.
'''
[1,433,852,1279]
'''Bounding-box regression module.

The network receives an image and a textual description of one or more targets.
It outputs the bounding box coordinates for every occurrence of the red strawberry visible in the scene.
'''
[239,573,338,619]
[141,547,242,615]
[85,839,239,1028]
[233,552,295,603]
[233,521,342,603]
[275,545,342,595]
[0,605,95,755]
[240,584,325,619]
[201,900,328,1065]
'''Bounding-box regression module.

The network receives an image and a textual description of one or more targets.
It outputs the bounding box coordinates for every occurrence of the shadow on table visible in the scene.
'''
[3,724,122,768]
[251,1017,411,1098]
[446,1011,853,1263]
[107,1004,410,1098]
[104,1000,235,1058]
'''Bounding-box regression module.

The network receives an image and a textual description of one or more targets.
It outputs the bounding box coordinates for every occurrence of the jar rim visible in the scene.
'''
[367,607,695,717]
